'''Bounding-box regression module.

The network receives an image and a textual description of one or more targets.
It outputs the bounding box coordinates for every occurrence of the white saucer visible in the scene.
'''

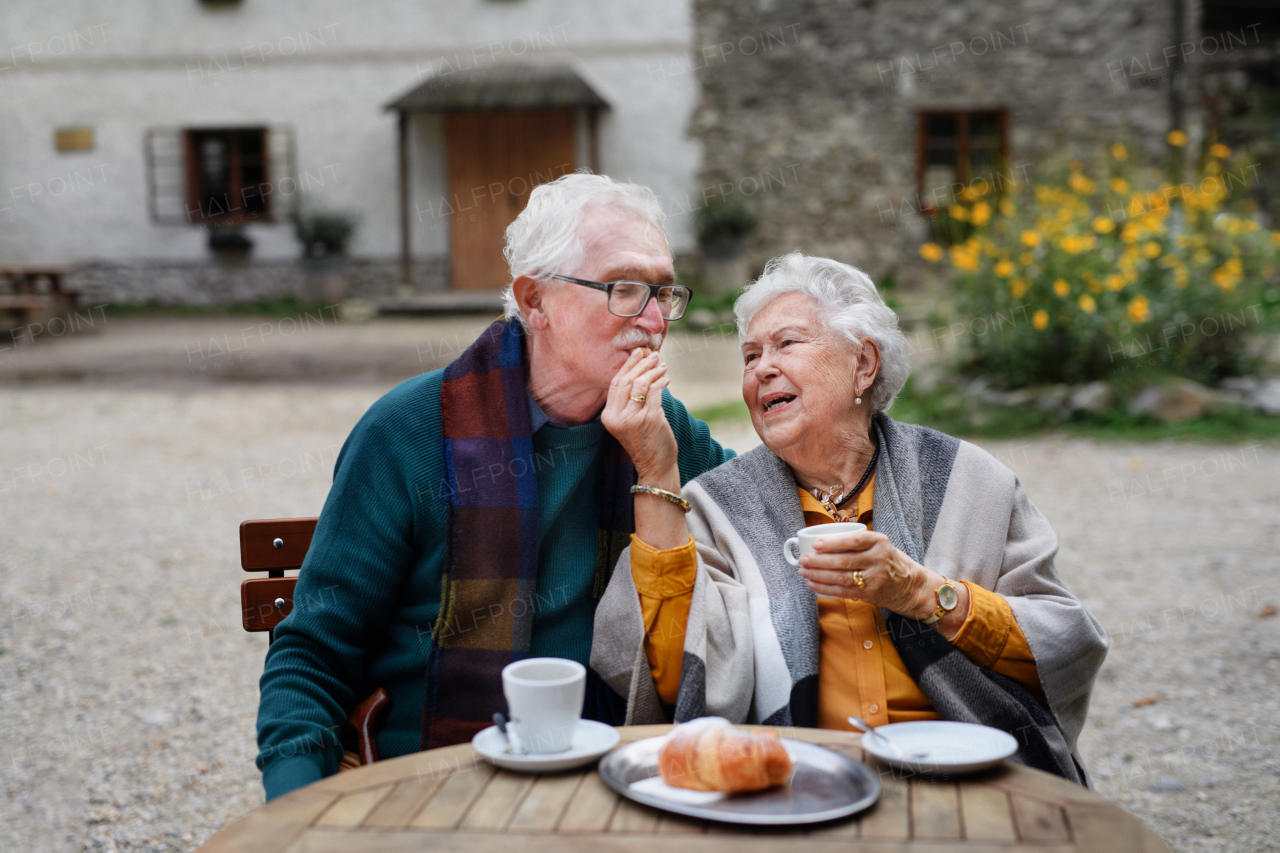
[859,721,1018,774]
[472,719,621,773]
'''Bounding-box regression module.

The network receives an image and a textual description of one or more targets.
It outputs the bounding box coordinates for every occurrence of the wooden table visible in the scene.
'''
[198,726,1170,852]
[0,263,84,330]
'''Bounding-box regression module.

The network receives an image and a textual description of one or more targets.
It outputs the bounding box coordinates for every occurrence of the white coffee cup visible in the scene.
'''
[783,522,868,599]
[501,657,586,754]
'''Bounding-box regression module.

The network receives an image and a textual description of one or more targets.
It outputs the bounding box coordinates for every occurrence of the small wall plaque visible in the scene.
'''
[55,127,95,152]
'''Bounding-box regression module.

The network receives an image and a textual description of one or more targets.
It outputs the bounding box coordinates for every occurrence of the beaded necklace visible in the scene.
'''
[809,442,880,521]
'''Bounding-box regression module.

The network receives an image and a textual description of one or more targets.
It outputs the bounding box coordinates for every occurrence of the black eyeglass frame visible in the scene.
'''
[548,274,693,321]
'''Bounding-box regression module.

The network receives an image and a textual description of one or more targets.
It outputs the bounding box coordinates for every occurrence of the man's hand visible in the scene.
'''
[601,348,678,481]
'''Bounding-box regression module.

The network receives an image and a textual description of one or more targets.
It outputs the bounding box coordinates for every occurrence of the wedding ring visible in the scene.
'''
[853,571,865,588]
[629,395,646,404]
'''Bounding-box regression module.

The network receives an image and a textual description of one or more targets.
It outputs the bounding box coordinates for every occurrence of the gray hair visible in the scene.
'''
[502,172,669,326]
[733,252,910,413]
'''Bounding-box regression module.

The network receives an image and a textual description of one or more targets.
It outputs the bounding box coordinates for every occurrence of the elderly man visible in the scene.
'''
[256,173,732,800]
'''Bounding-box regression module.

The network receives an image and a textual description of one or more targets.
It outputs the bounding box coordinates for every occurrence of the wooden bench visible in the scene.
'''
[240,517,390,766]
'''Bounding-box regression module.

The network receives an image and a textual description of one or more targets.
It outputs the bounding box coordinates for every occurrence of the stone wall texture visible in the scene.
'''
[690,0,1203,287]
[63,258,448,307]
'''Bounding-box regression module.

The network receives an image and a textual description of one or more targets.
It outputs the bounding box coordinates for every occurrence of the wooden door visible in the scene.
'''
[445,110,576,290]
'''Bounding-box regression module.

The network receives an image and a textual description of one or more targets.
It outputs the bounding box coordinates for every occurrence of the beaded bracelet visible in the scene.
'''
[630,484,691,513]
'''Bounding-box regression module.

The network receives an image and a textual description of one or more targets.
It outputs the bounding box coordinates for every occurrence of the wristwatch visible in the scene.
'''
[921,579,959,626]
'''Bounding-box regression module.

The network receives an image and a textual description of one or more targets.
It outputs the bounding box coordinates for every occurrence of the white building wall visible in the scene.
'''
[0,0,701,268]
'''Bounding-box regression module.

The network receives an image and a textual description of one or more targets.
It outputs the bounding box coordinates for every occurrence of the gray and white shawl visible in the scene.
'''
[591,413,1108,785]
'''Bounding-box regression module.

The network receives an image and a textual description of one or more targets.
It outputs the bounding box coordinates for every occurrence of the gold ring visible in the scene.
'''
[853,571,865,588]
[630,395,646,404]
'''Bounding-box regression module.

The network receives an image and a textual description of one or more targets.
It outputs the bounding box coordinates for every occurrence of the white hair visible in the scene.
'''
[733,252,911,413]
[502,172,669,326]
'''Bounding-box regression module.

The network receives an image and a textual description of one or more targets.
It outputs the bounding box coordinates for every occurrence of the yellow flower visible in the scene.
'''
[1142,241,1162,258]
[1209,143,1231,159]
[1019,251,1036,267]
[999,198,1016,217]
[919,242,944,262]
[1167,130,1187,147]
[994,259,1016,277]
[1057,207,1074,223]
[1110,177,1130,194]
[1032,309,1049,330]
[1173,267,1189,287]
[1127,295,1150,323]
[1069,174,1097,194]
[1105,274,1126,291]
[949,204,970,222]
[948,244,980,272]
[1193,249,1211,265]
[1019,230,1041,247]
[1053,279,1070,297]
[1010,278,1030,299]
[1082,271,1103,293]
[971,201,992,226]
[1078,294,1097,313]
[1110,142,1128,161]
[1092,216,1115,234]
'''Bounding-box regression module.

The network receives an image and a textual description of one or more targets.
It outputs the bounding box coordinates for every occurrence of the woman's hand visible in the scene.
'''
[797,530,971,638]
[602,348,677,482]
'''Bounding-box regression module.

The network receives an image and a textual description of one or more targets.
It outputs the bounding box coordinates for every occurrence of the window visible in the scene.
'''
[916,110,1008,214]
[185,128,269,223]
[145,126,294,225]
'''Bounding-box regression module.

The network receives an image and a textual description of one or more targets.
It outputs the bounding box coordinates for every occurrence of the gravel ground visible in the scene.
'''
[2,374,1277,851]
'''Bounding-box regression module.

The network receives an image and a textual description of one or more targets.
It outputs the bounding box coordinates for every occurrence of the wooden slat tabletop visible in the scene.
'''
[199,726,1170,852]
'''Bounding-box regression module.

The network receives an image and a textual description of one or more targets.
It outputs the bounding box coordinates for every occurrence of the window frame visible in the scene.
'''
[915,109,1009,216]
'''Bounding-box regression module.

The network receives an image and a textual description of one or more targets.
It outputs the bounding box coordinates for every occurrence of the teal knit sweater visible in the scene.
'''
[256,369,733,800]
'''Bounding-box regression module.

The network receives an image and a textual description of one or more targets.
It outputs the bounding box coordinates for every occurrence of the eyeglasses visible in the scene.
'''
[550,274,692,321]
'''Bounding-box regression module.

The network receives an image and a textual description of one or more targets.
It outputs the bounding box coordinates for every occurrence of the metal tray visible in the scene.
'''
[598,735,881,826]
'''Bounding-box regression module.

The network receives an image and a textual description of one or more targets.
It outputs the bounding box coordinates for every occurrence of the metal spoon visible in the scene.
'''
[492,712,526,755]
[847,715,928,759]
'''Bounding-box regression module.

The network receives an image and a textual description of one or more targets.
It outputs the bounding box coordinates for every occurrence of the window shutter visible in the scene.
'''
[144,128,189,224]
[267,126,297,220]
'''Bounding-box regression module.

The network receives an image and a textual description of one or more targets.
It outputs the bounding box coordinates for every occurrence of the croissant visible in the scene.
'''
[658,718,793,793]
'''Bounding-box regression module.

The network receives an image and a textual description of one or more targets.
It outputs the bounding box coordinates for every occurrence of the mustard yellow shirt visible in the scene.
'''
[630,473,1047,729]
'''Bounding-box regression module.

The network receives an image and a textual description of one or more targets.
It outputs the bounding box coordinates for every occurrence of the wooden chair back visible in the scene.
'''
[239,516,389,765]
[239,517,317,636]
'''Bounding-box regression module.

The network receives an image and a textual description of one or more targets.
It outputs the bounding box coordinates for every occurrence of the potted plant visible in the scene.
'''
[698,198,758,297]
[207,222,254,259]
[291,206,358,302]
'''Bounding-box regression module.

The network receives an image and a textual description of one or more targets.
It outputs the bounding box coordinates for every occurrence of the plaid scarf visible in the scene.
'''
[420,319,634,749]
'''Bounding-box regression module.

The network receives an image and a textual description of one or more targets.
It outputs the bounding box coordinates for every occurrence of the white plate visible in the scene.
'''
[859,721,1018,774]
[472,719,620,773]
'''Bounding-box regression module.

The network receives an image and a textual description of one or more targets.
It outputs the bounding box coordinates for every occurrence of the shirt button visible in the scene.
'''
[868,703,879,715]
[863,640,874,650]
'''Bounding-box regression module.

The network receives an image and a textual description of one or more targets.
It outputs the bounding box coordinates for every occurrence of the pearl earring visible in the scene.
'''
[856,396,862,405]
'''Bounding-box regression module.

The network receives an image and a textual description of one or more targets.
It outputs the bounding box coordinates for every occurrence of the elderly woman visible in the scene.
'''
[594,252,1107,783]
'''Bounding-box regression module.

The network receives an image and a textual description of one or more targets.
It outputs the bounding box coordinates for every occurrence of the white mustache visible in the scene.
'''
[614,328,663,351]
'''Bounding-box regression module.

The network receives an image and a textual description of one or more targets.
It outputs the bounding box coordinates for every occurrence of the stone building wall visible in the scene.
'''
[690,0,1190,288]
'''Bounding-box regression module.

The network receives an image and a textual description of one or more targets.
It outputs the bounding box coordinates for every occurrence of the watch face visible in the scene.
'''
[938,583,959,610]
